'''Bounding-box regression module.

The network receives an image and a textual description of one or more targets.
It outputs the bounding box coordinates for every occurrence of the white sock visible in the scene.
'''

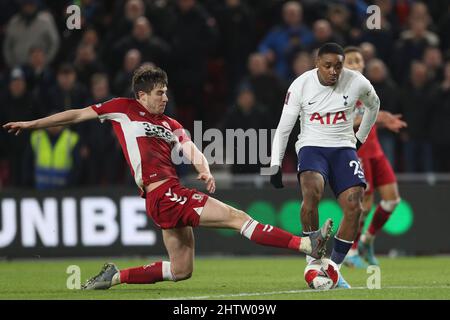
[111,272,121,286]
[302,231,316,263]
[162,261,176,281]
[299,237,312,254]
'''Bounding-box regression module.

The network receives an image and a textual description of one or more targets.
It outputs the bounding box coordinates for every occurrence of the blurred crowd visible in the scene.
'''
[0,0,449,190]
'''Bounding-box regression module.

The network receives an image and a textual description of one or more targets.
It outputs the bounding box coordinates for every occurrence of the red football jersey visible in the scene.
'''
[355,101,384,158]
[90,98,190,193]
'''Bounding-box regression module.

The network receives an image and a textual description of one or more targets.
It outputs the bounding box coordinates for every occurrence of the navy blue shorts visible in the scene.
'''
[297,146,367,197]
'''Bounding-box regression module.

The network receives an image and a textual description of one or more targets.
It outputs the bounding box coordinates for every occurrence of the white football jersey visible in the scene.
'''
[271,68,379,167]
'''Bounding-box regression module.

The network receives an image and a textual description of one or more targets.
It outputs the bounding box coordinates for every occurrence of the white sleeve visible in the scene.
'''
[270,88,301,167]
[355,77,380,143]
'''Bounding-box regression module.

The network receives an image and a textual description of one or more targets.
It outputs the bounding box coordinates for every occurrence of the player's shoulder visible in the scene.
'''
[161,115,183,129]
[341,68,370,83]
[341,68,371,89]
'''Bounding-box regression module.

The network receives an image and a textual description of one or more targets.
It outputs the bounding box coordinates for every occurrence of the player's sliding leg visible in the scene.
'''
[331,186,365,288]
[344,193,373,268]
[360,183,400,266]
[199,197,332,259]
[299,171,323,264]
[82,227,193,289]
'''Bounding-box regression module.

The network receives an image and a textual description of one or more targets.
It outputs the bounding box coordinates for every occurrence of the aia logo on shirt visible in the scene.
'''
[142,122,175,143]
[310,111,347,124]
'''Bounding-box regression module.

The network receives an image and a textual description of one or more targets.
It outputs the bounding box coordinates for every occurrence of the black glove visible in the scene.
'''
[356,137,363,150]
[270,166,284,189]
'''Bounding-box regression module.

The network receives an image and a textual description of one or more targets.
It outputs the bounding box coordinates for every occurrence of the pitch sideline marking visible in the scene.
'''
[158,286,450,300]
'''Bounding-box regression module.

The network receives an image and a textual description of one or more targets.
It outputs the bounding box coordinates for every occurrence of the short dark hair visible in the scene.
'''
[132,65,168,98]
[344,46,362,55]
[318,42,344,57]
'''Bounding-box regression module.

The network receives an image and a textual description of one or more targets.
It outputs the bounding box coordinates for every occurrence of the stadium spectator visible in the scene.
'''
[215,0,256,94]
[392,3,440,83]
[365,59,400,167]
[326,4,353,45]
[167,0,218,125]
[22,123,81,190]
[81,73,125,186]
[359,41,376,65]
[241,53,286,120]
[73,43,105,86]
[258,1,314,80]
[110,0,146,43]
[21,45,55,97]
[43,63,89,116]
[113,49,142,97]
[3,0,60,68]
[423,46,444,83]
[430,60,450,172]
[112,17,170,73]
[221,83,271,175]
[310,19,345,51]
[0,67,35,186]
[359,3,396,64]
[398,61,434,172]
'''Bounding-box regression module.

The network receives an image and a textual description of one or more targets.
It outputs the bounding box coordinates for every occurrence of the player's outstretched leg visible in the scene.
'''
[199,197,333,259]
[82,227,193,290]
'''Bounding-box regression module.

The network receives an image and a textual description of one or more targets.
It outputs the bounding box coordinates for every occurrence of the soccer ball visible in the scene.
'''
[304,258,340,290]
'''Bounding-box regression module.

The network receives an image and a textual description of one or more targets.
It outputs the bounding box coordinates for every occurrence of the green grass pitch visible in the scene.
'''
[0,256,449,299]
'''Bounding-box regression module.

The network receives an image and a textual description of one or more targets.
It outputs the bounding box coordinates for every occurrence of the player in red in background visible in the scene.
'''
[3,65,332,289]
[343,47,407,267]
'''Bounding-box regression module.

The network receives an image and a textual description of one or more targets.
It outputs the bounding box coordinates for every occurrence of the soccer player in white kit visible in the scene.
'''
[269,43,380,288]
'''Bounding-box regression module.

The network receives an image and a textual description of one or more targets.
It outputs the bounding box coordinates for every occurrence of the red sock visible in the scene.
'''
[368,204,392,236]
[351,219,365,249]
[120,261,164,284]
[241,219,300,251]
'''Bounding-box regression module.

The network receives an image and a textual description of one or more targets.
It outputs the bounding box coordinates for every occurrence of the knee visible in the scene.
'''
[230,207,251,230]
[345,203,363,220]
[301,189,322,211]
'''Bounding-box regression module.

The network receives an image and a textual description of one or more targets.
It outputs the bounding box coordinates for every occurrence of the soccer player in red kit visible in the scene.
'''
[343,47,407,267]
[3,65,332,289]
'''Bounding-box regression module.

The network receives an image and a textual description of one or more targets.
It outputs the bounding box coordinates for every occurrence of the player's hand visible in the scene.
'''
[270,166,284,189]
[197,172,215,194]
[3,121,33,136]
[356,138,363,150]
[383,113,407,133]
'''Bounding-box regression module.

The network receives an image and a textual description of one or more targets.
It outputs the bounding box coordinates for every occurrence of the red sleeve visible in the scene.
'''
[168,118,191,144]
[90,98,127,117]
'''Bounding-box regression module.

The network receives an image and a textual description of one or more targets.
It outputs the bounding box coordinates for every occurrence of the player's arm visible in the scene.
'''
[269,88,301,188]
[181,141,215,193]
[3,107,97,135]
[355,79,380,148]
[354,111,407,133]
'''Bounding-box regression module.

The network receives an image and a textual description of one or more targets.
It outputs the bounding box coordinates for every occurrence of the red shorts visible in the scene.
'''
[145,179,209,229]
[360,155,397,195]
